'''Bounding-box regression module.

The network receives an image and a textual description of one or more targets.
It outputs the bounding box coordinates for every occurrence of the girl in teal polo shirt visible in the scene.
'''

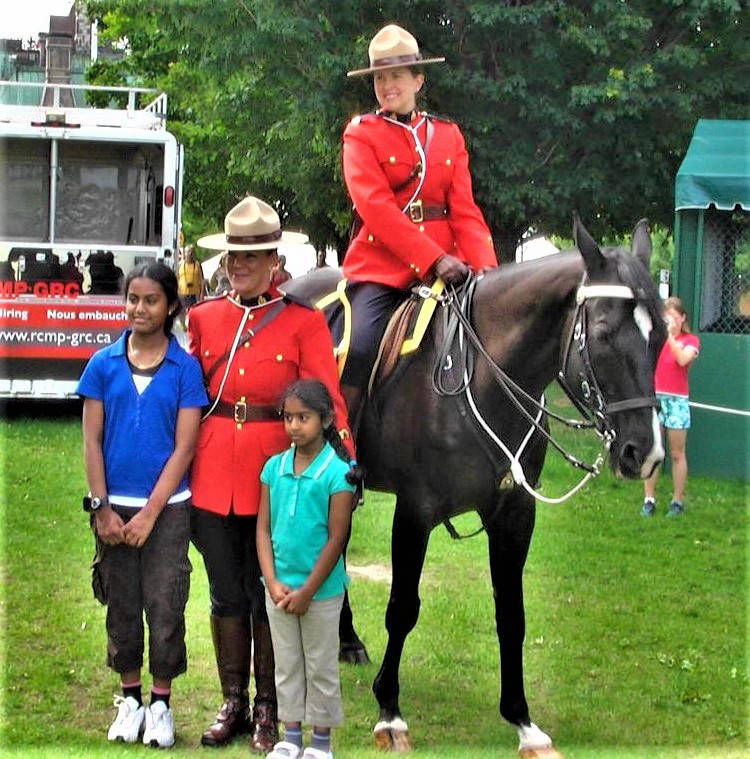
[257,380,359,759]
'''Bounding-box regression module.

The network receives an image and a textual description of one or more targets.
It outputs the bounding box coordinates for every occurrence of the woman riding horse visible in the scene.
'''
[340,23,497,430]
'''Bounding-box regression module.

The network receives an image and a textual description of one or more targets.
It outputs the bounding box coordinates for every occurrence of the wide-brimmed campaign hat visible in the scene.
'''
[347,24,445,77]
[197,196,308,251]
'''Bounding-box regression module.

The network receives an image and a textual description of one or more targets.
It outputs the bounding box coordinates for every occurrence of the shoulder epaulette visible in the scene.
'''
[190,292,228,309]
[422,111,455,124]
[349,112,379,127]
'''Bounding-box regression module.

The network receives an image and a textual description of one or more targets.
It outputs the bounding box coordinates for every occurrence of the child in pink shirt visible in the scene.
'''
[642,297,700,516]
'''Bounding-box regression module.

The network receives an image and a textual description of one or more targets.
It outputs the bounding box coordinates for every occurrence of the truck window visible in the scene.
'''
[56,141,165,247]
[0,138,51,241]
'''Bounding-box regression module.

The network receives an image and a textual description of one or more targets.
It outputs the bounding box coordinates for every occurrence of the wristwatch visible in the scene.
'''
[83,493,108,513]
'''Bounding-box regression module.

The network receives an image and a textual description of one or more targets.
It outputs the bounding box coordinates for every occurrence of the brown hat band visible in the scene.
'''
[371,53,423,68]
[225,230,282,245]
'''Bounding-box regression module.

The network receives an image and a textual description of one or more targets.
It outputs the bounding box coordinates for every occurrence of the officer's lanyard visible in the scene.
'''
[381,114,435,213]
[201,295,285,421]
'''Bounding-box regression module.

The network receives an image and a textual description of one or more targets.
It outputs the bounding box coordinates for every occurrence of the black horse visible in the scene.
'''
[336,217,666,756]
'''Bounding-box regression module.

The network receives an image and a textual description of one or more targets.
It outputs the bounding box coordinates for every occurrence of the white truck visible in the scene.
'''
[0,80,183,398]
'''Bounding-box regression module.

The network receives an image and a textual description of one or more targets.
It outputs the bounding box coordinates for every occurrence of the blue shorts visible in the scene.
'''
[657,394,691,429]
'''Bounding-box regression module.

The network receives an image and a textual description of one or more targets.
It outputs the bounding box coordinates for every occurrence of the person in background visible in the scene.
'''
[272,254,292,285]
[78,262,207,748]
[177,245,205,326]
[642,296,700,517]
[339,23,497,431]
[188,196,354,753]
[258,379,359,759]
[209,252,231,295]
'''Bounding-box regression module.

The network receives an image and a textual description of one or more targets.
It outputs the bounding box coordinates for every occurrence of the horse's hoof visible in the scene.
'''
[373,719,411,753]
[374,728,393,751]
[339,643,370,665]
[390,728,411,753]
[519,746,563,759]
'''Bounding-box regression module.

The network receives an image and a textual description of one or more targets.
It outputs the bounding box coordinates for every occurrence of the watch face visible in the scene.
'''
[83,495,103,512]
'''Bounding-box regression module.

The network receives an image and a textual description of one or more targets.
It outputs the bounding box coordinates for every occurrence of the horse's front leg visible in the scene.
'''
[372,499,430,752]
[485,488,562,759]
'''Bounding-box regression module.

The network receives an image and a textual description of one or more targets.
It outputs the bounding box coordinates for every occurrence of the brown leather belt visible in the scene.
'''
[407,200,448,223]
[211,400,279,423]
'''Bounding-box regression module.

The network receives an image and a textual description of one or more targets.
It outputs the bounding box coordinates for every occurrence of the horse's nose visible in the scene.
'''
[617,440,642,479]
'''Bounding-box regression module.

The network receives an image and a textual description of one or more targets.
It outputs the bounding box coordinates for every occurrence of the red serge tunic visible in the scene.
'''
[342,111,497,289]
[188,289,352,517]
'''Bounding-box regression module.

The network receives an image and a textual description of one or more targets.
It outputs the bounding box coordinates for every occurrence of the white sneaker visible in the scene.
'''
[107,695,145,743]
[143,699,175,748]
[301,748,333,759]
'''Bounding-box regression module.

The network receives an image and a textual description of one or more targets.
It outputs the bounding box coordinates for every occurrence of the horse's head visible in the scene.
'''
[562,216,666,479]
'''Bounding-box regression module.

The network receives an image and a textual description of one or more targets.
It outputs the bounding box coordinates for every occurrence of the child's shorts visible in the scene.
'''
[657,394,691,429]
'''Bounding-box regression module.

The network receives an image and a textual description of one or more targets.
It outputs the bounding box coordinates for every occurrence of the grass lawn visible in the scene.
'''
[0,398,747,758]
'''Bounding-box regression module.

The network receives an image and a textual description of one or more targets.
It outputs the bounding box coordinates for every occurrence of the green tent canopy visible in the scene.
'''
[675,119,750,211]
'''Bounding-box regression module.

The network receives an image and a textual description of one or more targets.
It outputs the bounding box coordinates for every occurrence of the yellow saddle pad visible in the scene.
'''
[279,271,444,380]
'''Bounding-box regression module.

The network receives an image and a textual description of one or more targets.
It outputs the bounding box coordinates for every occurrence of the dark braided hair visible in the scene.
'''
[280,379,363,486]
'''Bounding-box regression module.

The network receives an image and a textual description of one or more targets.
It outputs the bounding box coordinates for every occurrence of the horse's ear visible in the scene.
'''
[631,218,652,269]
[573,213,604,277]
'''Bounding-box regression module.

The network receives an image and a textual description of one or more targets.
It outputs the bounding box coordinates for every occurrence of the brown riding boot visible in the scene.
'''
[200,615,252,747]
[249,618,279,754]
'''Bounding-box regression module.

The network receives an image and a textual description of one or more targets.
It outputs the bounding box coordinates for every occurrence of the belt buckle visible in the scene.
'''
[233,400,247,423]
[408,199,423,223]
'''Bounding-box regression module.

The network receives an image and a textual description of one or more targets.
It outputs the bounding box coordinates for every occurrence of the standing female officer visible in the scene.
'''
[340,23,498,426]
[188,197,353,753]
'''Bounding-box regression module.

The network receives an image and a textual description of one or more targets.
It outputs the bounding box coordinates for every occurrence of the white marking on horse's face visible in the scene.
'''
[641,408,664,478]
[633,303,652,343]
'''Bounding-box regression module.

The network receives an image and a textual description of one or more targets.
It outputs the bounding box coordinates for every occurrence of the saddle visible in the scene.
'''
[279,269,445,390]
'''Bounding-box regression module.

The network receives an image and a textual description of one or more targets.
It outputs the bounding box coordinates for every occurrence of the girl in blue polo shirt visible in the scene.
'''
[78,262,207,749]
[257,380,360,759]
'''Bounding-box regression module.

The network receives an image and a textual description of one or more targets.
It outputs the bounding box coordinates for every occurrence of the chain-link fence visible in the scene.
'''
[700,209,750,334]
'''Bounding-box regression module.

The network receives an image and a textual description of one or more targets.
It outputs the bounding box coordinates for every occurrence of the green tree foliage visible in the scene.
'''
[85,0,748,261]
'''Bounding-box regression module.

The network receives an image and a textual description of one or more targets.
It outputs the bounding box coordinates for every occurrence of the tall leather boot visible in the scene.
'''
[200,615,252,747]
[249,617,279,754]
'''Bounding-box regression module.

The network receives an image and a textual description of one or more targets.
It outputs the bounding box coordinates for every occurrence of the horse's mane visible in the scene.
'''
[482,247,663,331]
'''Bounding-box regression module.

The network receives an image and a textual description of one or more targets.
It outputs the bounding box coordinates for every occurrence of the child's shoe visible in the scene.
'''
[640,498,656,517]
[666,500,684,517]
[143,699,175,748]
[107,695,145,743]
[301,748,333,759]
[268,741,304,759]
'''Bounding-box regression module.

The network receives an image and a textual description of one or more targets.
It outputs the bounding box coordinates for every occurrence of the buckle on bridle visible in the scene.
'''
[234,400,247,423]
[408,199,424,223]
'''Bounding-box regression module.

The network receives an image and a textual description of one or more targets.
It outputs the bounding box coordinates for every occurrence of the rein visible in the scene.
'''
[428,274,654,510]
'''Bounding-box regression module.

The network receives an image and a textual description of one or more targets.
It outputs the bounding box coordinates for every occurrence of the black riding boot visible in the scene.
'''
[340,383,364,438]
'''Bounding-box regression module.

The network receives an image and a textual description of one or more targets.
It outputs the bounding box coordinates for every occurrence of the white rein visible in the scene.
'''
[448,281,637,504]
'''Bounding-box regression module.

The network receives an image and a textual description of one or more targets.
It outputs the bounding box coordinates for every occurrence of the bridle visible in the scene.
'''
[557,279,660,445]
[428,274,659,505]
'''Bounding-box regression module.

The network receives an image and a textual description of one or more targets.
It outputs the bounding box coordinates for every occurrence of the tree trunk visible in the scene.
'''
[491,223,526,265]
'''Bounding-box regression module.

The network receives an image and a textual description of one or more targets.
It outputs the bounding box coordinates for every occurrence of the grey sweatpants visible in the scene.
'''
[265,590,344,727]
